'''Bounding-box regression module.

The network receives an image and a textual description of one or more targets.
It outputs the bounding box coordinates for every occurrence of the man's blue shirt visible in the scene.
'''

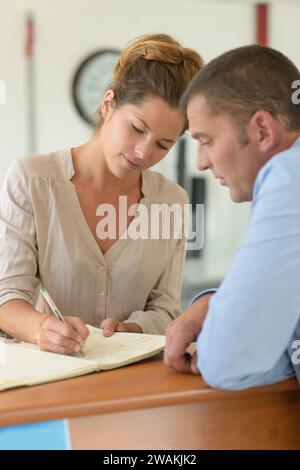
[195,137,300,390]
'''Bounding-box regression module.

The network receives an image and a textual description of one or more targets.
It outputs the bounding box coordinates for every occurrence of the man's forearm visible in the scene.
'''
[187,293,213,331]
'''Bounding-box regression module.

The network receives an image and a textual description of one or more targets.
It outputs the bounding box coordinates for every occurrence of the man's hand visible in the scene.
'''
[37,315,89,355]
[101,318,142,336]
[164,294,212,374]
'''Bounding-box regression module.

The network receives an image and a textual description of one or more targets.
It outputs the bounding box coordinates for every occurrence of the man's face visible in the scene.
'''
[187,95,262,202]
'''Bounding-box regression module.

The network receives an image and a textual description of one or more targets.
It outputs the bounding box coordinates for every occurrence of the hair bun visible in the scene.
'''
[114,34,191,77]
[141,41,184,65]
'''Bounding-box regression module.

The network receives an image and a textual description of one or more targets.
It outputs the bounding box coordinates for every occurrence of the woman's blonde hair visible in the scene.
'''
[97,33,203,129]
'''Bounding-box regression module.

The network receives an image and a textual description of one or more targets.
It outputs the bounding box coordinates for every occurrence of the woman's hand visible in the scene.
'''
[100,318,142,336]
[37,315,89,355]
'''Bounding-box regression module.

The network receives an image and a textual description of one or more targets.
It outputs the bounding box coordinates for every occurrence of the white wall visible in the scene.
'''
[1,0,300,285]
[0,0,256,169]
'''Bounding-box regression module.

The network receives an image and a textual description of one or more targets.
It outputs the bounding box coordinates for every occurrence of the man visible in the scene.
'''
[164,45,300,390]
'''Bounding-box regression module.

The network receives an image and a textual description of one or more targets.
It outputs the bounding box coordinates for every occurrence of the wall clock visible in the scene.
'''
[72,49,120,126]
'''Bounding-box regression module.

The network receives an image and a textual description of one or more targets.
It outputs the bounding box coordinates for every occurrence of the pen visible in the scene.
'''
[40,287,65,323]
[40,287,85,357]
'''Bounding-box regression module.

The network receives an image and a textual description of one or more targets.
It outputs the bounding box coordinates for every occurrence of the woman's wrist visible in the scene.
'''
[36,313,52,346]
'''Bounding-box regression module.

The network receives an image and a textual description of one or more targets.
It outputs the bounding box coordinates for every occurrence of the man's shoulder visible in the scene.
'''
[254,142,300,199]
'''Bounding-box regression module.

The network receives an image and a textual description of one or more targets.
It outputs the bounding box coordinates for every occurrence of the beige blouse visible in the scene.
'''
[0,148,188,334]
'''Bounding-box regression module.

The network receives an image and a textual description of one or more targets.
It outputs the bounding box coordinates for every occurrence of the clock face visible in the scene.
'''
[72,49,120,126]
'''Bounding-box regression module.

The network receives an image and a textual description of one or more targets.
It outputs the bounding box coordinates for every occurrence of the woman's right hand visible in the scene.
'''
[36,315,89,355]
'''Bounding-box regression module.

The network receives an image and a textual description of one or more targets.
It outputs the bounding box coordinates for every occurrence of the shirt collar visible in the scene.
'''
[59,148,75,181]
[291,135,300,149]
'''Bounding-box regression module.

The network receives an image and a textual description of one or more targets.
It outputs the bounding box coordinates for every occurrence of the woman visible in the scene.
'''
[0,34,203,355]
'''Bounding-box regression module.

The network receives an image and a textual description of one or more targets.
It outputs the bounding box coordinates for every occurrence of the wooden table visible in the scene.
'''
[0,354,299,449]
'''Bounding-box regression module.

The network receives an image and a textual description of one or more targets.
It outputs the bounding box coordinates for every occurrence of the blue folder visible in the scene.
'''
[0,419,70,450]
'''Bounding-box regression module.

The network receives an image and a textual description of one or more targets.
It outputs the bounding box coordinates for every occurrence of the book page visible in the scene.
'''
[83,326,165,370]
[0,326,165,391]
[0,344,96,391]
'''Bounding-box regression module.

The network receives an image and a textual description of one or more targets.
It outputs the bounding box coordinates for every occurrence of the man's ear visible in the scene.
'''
[249,110,279,152]
[101,90,115,119]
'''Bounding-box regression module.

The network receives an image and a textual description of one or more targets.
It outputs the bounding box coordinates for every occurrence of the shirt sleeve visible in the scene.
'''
[0,159,39,306]
[124,235,186,335]
[190,289,218,305]
[197,162,300,390]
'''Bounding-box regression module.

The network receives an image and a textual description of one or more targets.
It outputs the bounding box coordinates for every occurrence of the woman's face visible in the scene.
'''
[99,92,185,179]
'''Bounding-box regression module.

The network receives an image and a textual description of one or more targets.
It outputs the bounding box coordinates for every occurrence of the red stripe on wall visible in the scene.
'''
[256,3,268,46]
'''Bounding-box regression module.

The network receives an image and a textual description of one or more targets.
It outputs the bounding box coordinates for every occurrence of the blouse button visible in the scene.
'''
[99,290,105,296]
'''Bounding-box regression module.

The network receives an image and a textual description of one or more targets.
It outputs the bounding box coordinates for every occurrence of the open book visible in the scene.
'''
[0,325,165,391]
